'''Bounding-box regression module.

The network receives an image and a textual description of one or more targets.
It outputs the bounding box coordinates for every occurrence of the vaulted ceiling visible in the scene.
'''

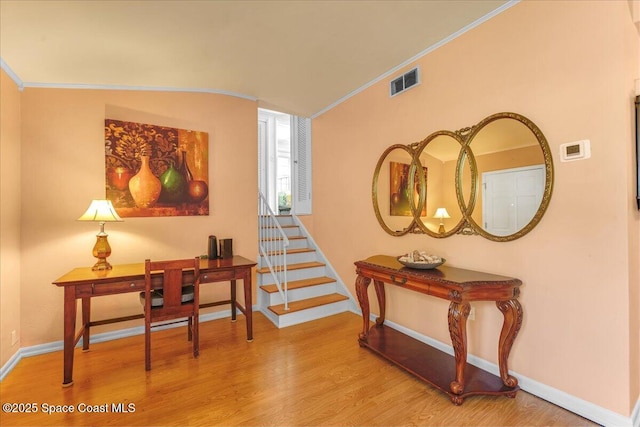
[0,0,512,117]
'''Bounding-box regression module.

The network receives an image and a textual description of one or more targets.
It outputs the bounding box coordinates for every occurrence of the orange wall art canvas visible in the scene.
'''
[105,119,209,217]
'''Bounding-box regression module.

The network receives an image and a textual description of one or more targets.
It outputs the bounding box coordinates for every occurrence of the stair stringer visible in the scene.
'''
[257,215,358,328]
[290,214,358,313]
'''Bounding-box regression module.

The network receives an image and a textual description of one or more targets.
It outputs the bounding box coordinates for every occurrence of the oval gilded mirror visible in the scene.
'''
[414,131,467,237]
[372,112,553,240]
[372,144,425,236]
[464,112,553,241]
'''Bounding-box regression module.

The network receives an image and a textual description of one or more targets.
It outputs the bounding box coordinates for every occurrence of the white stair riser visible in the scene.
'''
[260,238,308,251]
[259,227,300,238]
[281,227,301,237]
[287,238,309,250]
[274,216,295,226]
[260,282,338,306]
[264,300,352,328]
[260,251,316,265]
[259,266,327,285]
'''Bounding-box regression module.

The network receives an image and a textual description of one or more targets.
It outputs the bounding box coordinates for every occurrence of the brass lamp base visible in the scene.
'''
[92,257,113,271]
[91,234,113,271]
[438,223,446,234]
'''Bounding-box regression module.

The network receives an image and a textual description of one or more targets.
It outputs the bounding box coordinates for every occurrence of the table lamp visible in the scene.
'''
[78,200,123,271]
[434,207,451,234]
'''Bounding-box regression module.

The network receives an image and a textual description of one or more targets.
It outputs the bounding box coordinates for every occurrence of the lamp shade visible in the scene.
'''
[433,207,451,219]
[78,200,123,222]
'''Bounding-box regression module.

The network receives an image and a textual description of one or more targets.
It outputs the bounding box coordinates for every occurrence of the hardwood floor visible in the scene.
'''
[0,312,596,426]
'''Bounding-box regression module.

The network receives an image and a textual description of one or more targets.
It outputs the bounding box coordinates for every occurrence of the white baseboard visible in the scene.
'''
[366,311,638,427]
[0,350,22,381]
[0,308,236,382]
[632,398,640,427]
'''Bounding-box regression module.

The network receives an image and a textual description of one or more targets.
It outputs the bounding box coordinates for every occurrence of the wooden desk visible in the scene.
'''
[52,255,256,386]
[354,255,522,405]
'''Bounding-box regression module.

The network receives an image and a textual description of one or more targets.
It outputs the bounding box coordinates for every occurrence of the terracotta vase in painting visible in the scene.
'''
[128,155,161,208]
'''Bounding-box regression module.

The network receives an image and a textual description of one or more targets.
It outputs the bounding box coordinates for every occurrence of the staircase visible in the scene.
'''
[257,215,355,328]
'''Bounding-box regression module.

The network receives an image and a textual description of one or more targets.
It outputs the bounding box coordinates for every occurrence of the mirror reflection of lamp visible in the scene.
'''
[433,208,451,234]
[77,200,124,271]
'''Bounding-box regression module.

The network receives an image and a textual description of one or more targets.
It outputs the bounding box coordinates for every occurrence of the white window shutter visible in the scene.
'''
[292,116,312,215]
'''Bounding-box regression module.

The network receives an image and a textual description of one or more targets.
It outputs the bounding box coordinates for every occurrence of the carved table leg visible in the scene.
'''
[355,275,372,341]
[496,299,523,388]
[448,301,470,396]
[373,280,386,326]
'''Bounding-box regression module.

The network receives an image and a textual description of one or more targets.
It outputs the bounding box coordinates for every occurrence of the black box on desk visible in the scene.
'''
[208,235,218,259]
[219,239,233,259]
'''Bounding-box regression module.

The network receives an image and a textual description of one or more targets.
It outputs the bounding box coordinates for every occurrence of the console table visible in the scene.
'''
[52,255,256,386]
[355,255,522,404]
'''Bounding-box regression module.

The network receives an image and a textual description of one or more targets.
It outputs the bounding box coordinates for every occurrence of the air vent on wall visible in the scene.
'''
[390,67,420,97]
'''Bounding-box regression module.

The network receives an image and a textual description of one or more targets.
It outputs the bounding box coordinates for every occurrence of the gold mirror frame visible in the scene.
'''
[413,130,469,238]
[456,141,478,236]
[372,143,426,236]
[372,112,554,241]
[463,112,554,241]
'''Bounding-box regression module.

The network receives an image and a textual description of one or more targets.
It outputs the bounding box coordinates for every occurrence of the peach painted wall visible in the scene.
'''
[16,88,258,349]
[1,0,638,419]
[312,0,639,417]
[1,70,22,367]
[625,0,640,414]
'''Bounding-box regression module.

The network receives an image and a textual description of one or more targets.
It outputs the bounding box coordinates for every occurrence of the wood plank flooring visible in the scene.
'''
[0,312,596,426]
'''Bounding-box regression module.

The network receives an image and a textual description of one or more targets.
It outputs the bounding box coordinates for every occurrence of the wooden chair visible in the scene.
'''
[140,257,200,371]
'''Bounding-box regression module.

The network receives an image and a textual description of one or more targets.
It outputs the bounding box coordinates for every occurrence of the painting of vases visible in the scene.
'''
[105,119,209,217]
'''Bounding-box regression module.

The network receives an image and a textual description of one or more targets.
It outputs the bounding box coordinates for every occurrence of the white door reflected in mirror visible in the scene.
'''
[482,165,545,236]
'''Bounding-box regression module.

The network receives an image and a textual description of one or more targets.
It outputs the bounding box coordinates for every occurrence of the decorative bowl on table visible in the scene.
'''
[397,251,445,269]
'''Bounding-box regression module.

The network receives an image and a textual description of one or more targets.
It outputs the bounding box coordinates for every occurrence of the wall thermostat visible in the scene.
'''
[560,140,591,162]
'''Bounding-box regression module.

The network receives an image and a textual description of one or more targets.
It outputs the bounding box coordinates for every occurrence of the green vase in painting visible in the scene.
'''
[160,162,187,203]
[128,155,161,208]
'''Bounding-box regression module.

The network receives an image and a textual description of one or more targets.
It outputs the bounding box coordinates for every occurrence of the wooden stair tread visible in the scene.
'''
[257,261,325,274]
[260,276,336,294]
[268,294,349,316]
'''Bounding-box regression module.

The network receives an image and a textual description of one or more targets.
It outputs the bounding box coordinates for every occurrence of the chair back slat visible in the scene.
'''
[143,257,201,370]
[144,258,201,317]
[162,268,185,308]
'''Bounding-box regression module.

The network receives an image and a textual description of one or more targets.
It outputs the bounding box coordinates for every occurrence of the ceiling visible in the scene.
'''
[0,0,512,118]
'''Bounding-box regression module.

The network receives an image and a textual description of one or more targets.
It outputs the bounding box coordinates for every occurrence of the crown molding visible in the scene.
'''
[0,58,257,101]
[0,58,24,91]
[18,81,258,101]
[311,0,520,119]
